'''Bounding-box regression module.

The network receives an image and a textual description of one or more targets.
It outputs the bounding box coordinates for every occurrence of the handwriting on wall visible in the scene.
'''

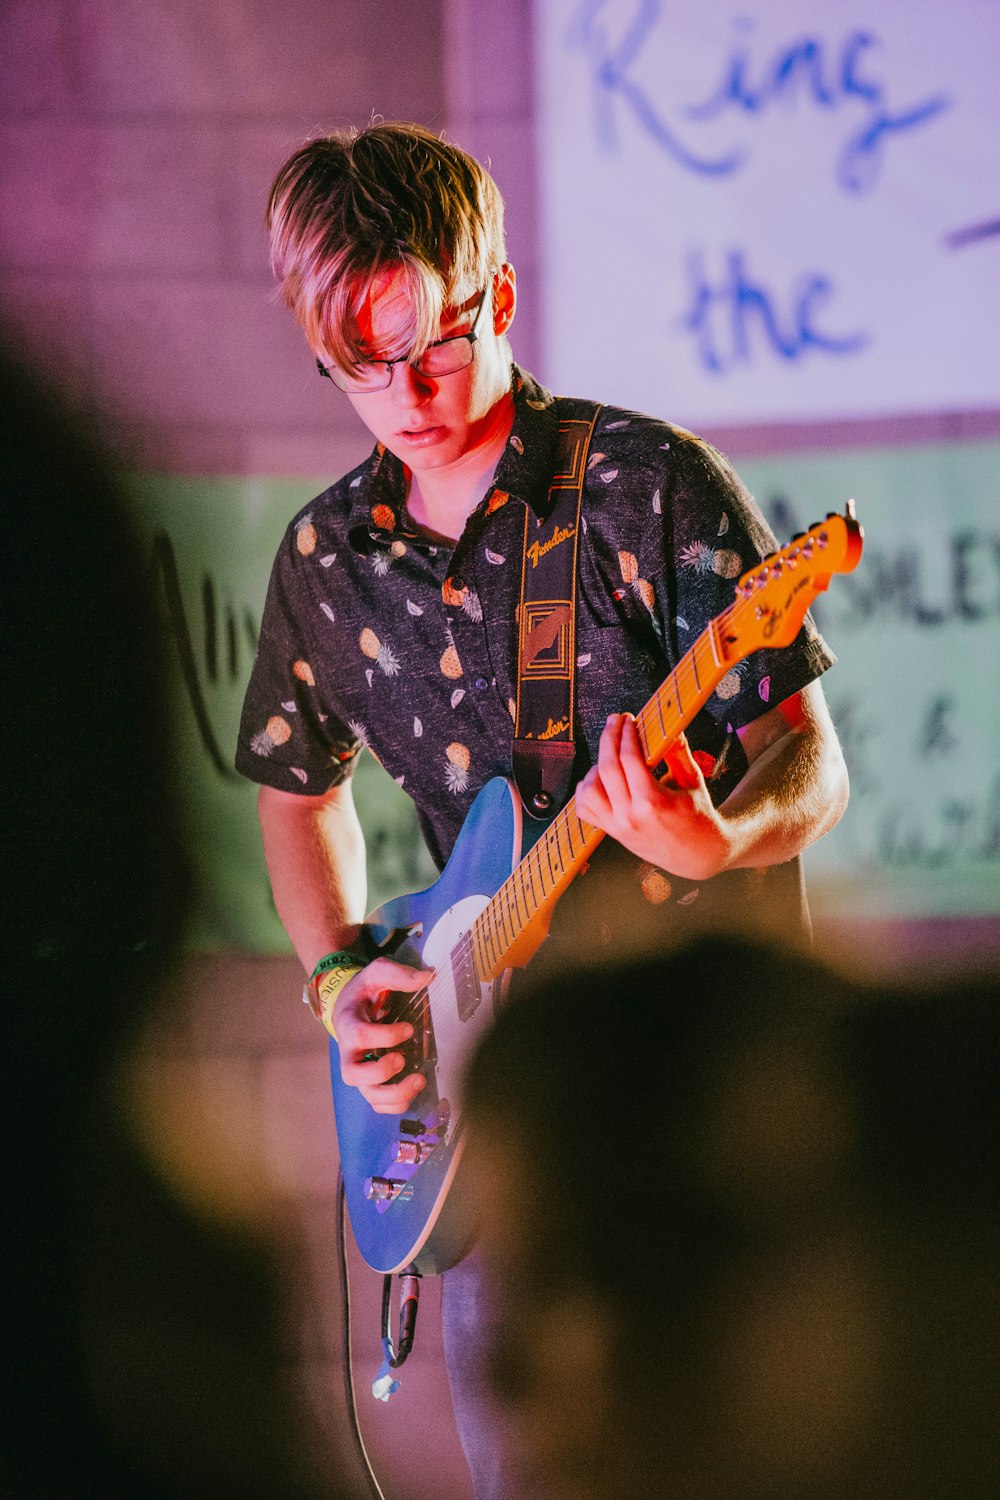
[540,0,999,423]
[149,528,431,936]
[570,1,950,191]
[760,490,1000,880]
[680,247,868,373]
[149,532,257,779]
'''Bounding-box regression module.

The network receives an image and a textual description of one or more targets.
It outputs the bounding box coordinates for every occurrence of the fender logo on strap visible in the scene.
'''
[526,521,577,570]
[521,715,572,741]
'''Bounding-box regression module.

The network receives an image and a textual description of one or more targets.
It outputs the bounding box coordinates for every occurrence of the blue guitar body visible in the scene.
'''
[329,776,530,1274]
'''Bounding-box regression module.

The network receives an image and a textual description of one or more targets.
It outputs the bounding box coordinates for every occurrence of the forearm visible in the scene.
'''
[717,718,849,871]
[257,784,368,973]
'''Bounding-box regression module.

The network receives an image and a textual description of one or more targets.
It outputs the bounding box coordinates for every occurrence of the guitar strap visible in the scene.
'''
[512,398,602,818]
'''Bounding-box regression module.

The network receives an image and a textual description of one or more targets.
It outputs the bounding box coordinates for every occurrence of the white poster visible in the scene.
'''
[536,0,1000,424]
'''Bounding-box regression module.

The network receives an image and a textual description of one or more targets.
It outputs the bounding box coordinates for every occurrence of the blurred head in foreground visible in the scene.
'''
[463,937,998,1500]
[0,346,346,1499]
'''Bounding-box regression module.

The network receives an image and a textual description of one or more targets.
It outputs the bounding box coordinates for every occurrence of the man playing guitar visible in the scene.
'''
[237,122,850,1499]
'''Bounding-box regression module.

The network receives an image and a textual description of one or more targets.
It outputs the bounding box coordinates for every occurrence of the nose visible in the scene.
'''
[389,360,433,407]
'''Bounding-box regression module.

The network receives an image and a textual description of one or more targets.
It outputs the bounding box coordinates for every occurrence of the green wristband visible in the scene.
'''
[305,950,366,1039]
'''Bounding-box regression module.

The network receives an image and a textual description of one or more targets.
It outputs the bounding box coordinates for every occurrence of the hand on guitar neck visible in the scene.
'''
[576,681,846,882]
[576,719,727,879]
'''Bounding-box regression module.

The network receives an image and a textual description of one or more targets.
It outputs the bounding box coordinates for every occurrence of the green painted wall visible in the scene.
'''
[128,440,1000,950]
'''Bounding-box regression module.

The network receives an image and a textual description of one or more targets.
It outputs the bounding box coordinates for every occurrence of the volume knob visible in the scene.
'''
[364,1176,406,1203]
[393,1139,434,1166]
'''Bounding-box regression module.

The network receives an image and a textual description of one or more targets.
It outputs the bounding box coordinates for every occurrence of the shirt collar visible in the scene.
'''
[346,364,559,553]
[489,366,560,521]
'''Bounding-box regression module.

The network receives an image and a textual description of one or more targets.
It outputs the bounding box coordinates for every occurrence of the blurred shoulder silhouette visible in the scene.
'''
[0,345,359,1500]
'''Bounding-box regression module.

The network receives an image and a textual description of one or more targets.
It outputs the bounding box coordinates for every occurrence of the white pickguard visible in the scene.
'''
[421,894,499,1134]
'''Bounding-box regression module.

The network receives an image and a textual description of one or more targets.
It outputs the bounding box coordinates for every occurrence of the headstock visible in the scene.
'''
[721,501,864,658]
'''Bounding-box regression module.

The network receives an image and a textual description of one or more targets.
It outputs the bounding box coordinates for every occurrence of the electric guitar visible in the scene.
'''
[330,505,864,1274]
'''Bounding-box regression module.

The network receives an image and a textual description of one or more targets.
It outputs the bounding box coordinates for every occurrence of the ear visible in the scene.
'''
[493,263,517,335]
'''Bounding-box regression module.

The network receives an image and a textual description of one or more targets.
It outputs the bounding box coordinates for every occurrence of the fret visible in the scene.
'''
[496,888,515,950]
[483,917,500,971]
[476,906,494,978]
[521,851,537,912]
[543,828,557,888]
[528,843,547,905]
[515,870,530,924]
[554,816,570,874]
[706,614,724,667]
[505,881,522,942]
[567,813,584,859]
[477,908,496,972]
[654,688,667,745]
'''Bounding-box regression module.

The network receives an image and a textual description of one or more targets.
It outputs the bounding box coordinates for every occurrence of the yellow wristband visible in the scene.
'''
[306,956,365,1040]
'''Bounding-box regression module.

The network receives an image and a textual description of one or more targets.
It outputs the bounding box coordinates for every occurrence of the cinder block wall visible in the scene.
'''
[0,0,539,476]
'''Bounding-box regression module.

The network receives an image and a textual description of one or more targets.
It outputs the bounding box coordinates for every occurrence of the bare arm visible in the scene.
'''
[725,680,849,869]
[575,680,849,881]
[257,780,368,973]
[257,780,430,1114]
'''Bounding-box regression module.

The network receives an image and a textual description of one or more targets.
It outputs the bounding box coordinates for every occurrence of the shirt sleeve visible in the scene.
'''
[235,525,361,795]
[652,432,836,730]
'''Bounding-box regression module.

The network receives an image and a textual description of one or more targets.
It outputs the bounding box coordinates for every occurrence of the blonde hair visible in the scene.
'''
[266,123,507,375]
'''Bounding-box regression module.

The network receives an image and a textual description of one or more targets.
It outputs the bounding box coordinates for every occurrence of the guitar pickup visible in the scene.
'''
[383,987,437,1081]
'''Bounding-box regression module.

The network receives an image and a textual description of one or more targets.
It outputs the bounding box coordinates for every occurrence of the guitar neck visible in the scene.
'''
[470,608,735,980]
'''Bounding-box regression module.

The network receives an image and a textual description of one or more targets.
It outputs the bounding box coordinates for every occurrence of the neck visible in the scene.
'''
[406,391,515,542]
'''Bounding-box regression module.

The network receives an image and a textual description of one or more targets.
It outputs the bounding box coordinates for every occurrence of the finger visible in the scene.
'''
[663,732,702,791]
[576,765,613,827]
[617,714,658,800]
[362,1072,428,1115]
[341,1047,406,1085]
[352,1018,416,1050]
[361,958,433,993]
[595,713,630,807]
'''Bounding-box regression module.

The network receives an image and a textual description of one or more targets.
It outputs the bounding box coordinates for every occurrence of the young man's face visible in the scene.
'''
[340,263,516,475]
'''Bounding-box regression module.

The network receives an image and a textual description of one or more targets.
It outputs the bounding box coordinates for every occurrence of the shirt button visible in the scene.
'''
[475,677,489,691]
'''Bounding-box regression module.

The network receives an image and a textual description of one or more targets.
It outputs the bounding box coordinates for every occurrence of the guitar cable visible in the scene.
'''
[380,1271,421,1370]
[335,1169,388,1500]
[335,1172,423,1500]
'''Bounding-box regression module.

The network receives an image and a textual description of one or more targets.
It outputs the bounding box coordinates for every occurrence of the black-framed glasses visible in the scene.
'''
[316,285,491,394]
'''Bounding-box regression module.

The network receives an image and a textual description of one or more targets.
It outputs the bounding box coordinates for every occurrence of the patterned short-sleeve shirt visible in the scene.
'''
[237,367,836,948]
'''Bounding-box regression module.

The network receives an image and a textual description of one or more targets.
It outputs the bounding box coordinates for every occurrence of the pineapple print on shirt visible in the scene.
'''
[360,627,401,677]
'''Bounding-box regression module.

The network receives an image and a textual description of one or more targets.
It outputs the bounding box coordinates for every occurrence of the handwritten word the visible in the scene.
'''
[679,247,868,373]
[569,0,951,193]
